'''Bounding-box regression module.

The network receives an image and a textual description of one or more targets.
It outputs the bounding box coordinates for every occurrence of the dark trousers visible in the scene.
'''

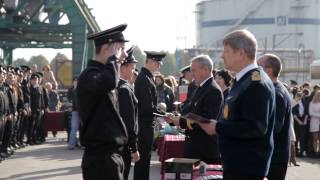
[121,148,132,180]
[134,123,154,180]
[18,115,28,143]
[82,150,124,180]
[294,123,307,155]
[184,136,220,164]
[27,117,34,143]
[0,117,5,146]
[223,171,265,180]
[11,115,19,145]
[36,111,45,141]
[267,163,288,180]
[1,120,13,152]
[30,111,41,142]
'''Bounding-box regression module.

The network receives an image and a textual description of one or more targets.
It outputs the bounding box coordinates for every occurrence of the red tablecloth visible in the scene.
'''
[43,111,65,132]
[159,134,185,175]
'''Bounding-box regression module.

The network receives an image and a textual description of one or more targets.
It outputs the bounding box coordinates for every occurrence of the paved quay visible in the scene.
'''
[0,133,319,180]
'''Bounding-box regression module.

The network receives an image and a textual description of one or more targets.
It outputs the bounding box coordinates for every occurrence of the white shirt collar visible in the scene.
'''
[120,78,127,82]
[235,62,258,81]
[200,76,212,87]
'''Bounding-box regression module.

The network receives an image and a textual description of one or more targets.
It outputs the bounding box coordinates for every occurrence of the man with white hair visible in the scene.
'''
[167,54,223,164]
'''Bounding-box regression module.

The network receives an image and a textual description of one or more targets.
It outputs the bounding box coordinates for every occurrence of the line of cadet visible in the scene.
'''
[77,23,294,180]
[0,65,49,163]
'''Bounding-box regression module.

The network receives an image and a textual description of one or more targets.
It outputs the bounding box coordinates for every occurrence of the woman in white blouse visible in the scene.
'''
[42,64,58,89]
[309,91,320,155]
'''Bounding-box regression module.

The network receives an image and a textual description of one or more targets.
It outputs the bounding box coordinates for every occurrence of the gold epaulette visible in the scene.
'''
[251,71,261,81]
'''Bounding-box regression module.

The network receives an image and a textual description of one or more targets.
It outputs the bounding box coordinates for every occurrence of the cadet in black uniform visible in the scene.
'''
[77,24,129,180]
[196,29,276,180]
[118,47,140,180]
[258,54,292,180]
[0,68,9,161]
[35,72,48,143]
[4,72,18,152]
[20,65,32,146]
[134,51,166,180]
[179,65,197,114]
[29,73,42,145]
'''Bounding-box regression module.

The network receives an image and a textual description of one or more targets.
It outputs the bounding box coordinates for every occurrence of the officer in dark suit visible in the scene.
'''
[77,24,129,180]
[134,50,166,180]
[167,55,223,164]
[196,29,276,180]
[118,47,140,180]
[258,54,292,180]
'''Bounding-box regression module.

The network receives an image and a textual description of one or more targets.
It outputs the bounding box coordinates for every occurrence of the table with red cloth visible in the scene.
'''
[158,134,185,175]
[43,111,65,132]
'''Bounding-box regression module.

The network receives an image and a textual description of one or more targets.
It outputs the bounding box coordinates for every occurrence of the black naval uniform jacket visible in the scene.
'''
[21,79,30,109]
[118,79,138,153]
[217,67,275,177]
[180,77,223,163]
[6,85,18,115]
[77,60,128,150]
[30,86,42,113]
[134,67,158,124]
[271,81,291,164]
[0,85,10,116]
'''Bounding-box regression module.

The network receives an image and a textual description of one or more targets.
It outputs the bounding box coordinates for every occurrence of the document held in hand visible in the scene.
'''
[181,113,213,123]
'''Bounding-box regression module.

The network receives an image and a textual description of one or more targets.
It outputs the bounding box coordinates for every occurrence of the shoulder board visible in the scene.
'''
[251,70,261,81]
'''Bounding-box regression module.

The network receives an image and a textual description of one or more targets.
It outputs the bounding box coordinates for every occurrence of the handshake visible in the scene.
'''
[160,112,218,135]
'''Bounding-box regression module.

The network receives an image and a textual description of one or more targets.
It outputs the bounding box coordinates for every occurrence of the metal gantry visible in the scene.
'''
[0,0,100,76]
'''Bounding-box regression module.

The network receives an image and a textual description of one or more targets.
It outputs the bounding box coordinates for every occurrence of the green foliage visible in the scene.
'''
[160,52,176,76]
[132,46,145,69]
[29,55,49,70]
[50,53,70,74]
[132,46,178,76]
[13,58,28,67]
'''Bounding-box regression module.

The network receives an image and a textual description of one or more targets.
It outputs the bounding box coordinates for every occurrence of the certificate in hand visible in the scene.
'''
[181,113,213,123]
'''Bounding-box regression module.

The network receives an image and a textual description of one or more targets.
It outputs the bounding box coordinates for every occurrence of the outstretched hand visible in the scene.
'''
[164,113,180,126]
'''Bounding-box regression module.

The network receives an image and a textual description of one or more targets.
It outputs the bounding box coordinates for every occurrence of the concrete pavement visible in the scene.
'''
[0,133,319,180]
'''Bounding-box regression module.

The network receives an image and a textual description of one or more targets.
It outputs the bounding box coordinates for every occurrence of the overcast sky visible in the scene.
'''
[12,0,198,62]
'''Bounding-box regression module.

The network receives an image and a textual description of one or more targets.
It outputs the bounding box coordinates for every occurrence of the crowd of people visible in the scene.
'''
[76,24,320,180]
[0,64,61,163]
[1,23,320,180]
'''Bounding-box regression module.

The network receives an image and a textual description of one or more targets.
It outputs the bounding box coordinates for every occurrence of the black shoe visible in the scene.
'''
[34,140,41,145]
[26,141,33,145]
[294,163,300,166]
[20,143,26,148]
[7,148,14,155]
[0,152,9,158]
[2,151,11,157]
